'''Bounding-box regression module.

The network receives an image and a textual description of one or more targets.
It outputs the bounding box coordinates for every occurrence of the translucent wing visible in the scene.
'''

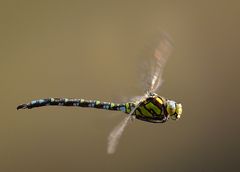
[107,105,139,154]
[141,33,174,93]
[129,95,145,104]
[107,115,131,154]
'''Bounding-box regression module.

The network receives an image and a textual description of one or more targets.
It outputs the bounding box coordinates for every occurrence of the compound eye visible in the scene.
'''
[167,101,176,115]
[176,103,183,115]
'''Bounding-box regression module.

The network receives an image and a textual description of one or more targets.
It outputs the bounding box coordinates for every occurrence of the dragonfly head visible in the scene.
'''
[166,100,182,120]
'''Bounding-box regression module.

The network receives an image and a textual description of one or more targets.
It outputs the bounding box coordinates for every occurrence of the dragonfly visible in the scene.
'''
[17,33,183,154]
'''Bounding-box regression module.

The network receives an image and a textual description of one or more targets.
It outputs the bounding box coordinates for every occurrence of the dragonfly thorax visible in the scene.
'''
[133,93,166,123]
[133,93,182,123]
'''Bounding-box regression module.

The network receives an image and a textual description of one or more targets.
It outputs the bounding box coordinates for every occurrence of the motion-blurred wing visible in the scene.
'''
[141,33,174,93]
[107,115,131,154]
[107,105,139,154]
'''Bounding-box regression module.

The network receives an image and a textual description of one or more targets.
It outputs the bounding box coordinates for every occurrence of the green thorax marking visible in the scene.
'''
[135,96,165,119]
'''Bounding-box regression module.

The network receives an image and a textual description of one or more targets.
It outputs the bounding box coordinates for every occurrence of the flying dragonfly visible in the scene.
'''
[17,33,183,154]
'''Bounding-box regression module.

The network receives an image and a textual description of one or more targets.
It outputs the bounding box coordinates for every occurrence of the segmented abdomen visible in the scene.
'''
[17,98,135,114]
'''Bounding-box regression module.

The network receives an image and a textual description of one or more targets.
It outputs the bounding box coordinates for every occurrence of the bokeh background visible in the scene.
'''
[1,0,240,172]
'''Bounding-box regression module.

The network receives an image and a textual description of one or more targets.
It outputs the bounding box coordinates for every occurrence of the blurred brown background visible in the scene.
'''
[1,0,240,172]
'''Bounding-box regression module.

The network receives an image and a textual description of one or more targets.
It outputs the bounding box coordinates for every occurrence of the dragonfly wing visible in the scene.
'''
[107,105,139,154]
[141,33,174,93]
[107,115,131,154]
[129,95,145,103]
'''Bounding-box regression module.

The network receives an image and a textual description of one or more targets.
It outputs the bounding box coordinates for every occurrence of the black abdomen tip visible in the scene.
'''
[17,104,28,110]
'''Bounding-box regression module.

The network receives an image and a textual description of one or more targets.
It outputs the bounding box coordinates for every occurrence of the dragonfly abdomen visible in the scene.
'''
[17,98,135,113]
